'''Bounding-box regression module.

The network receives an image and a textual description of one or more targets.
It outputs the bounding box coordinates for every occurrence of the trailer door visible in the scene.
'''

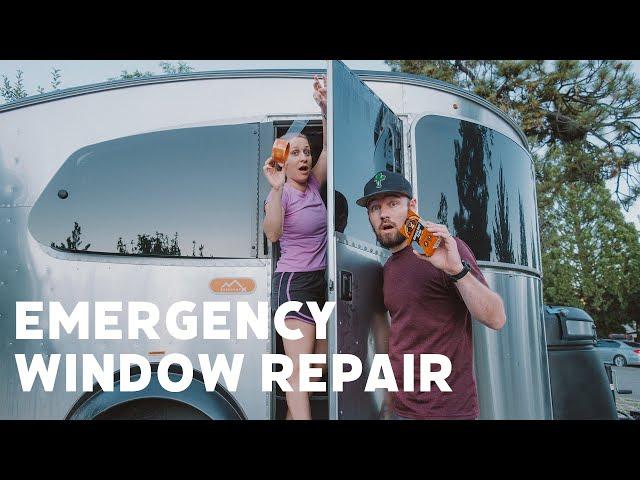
[327,61,404,419]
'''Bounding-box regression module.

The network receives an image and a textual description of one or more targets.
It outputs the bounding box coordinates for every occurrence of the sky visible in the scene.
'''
[0,60,391,92]
[1,59,639,227]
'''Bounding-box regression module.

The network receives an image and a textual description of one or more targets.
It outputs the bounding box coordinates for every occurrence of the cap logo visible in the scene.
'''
[374,172,386,189]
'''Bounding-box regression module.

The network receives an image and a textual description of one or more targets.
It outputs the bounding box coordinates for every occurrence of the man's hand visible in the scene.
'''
[413,221,507,330]
[413,221,464,276]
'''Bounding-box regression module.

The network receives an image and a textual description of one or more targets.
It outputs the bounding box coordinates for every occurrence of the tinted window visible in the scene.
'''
[624,341,640,348]
[332,60,403,244]
[414,116,540,270]
[29,124,260,258]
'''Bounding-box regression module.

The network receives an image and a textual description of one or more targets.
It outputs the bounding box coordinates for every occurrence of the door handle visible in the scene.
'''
[340,271,352,301]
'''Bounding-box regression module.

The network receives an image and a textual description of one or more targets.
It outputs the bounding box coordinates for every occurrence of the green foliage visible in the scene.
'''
[159,61,193,75]
[2,68,62,103]
[387,60,640,209]
[1,70,28,102]
[541,180,640,335]
[111,69,154,81]
[389,60,640,335]
[50,68,61,90]
[112,61,193,80]
[0,61,194,104]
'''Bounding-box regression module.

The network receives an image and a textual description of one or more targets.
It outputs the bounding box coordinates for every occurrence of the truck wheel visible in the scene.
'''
[614,355,627,367]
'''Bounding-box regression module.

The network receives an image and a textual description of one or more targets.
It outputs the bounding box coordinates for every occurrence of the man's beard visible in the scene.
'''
[372,224,406,249]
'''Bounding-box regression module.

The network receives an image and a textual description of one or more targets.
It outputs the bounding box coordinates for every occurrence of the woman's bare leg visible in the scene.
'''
[282,318,316,420]
[286,336,325,419]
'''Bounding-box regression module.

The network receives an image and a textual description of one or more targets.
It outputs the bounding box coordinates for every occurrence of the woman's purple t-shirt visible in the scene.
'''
[266,174,327,272]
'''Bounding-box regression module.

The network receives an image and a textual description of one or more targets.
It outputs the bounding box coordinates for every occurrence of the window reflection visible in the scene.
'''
[29,124,260,258]
[332,61,403,243]
[415,115,540,270]
[493,164,515,264]
[50,221,90,252]
[452,121,492,260]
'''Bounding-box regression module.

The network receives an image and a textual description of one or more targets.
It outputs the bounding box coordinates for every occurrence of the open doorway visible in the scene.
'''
[270,120,329,420]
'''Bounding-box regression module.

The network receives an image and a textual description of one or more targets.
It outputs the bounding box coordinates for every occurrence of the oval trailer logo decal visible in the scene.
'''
[210,278,256,294]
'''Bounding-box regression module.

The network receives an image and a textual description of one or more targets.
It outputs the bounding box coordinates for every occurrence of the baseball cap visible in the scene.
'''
[356,171,413,207]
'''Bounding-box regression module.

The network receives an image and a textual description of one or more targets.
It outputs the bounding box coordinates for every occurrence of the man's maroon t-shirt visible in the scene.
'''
[383,238,488,419]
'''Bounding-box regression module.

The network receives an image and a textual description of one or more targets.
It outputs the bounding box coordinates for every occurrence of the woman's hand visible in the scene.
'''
[263,156,287,190]
[313,74,327,115]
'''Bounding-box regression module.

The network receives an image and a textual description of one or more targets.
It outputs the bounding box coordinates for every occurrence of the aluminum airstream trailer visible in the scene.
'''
[0,60,553,419]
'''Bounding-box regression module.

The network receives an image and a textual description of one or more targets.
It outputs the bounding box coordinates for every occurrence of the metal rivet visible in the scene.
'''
[58,190,69,199]
[453,103,459,109]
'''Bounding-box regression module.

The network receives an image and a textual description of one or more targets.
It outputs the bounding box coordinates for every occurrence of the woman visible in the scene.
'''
[263,75,328,420]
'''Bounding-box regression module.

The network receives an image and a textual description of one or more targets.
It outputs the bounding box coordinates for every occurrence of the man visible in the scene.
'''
[357,171,506,420]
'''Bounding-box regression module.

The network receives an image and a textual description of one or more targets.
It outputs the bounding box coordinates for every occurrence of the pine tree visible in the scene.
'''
[387,60,640,208]
[388,60,640,333]
[542,180,640,335]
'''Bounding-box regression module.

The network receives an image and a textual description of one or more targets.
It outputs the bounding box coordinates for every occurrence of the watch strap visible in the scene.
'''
[448,260,471,282]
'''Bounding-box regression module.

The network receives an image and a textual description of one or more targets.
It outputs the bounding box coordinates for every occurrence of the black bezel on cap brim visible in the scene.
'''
[356,190,412,207]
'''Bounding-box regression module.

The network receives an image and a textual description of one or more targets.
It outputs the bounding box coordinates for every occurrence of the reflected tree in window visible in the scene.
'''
[29,124,259,259]
[437,193,449,228]
[518,193,529,266]
[191,240,205,257]
[50,222,91,252]
[373,105,402,173]
[115,231,182,256]
[493,165,515,263]
[452,121,492,259]
[112,232,210,257]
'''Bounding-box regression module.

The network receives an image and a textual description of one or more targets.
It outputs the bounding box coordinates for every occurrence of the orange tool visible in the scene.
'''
[272,138,290,165]
[399,209,441,257]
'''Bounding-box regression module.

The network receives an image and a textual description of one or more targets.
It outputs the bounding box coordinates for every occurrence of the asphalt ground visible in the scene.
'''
[611,366,640,417]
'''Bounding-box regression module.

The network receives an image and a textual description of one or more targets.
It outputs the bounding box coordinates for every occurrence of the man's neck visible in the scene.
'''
[389,238,411,254]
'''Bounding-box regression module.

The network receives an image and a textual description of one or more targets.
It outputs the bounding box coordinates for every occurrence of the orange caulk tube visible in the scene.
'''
[399,209,442,257]
[272,138,290,165]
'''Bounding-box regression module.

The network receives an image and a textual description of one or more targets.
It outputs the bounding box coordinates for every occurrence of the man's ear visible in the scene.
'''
[409,197,417,211]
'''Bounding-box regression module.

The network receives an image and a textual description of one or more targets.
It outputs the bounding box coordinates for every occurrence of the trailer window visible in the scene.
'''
[29,124,259,258]
[333,68,403,244]
[414,116,540,269]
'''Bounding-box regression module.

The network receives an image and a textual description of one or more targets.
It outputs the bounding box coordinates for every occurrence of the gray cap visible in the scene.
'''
[356,171,413,207]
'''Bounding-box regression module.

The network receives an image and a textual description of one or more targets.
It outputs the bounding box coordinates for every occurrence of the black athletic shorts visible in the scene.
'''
[271,269,327,325]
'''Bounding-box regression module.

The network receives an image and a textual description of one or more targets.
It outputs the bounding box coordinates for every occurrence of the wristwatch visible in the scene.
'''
[448,260,471,283]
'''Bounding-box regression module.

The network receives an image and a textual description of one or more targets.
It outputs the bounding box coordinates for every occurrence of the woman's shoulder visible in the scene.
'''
[308,173,321,191]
